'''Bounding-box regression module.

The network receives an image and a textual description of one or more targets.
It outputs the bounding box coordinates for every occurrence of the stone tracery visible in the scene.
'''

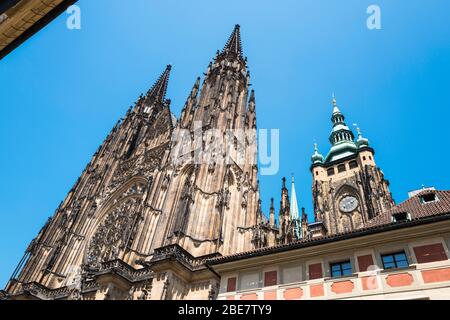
[86,197,141,269]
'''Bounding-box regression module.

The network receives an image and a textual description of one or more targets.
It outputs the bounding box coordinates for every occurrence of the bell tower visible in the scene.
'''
[310,97,395,235]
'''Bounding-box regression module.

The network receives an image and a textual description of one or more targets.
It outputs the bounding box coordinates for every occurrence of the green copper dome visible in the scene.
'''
[325,140,358,162]
[314,96,372,166]
[355,126,370,148]
[311,143,324,164]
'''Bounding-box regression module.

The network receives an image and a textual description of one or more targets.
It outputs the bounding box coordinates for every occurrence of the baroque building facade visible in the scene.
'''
[3,25,450,301]
[211,189,450,301]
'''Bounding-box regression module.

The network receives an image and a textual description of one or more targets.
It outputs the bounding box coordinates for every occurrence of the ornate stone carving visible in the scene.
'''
[67,288,83,300]
[7,27,263,300]
[208,283,219,300]
[104,145,165,199]
[86,198,141,269]
[161,174,170,190]
[0,290,9,300]
[126,286,135,300]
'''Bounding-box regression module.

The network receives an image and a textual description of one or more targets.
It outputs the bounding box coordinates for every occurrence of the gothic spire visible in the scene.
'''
[290,176,301,240]
[290,176,300,221]
[179,77,200,128]
[221,24,243,59]
[146,65,172,103]
[181,77,200,112]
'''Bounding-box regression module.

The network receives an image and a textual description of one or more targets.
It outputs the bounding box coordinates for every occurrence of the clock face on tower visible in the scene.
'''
[339,196,359,213]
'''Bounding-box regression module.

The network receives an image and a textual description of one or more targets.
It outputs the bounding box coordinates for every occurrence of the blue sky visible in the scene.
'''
[1,0,450,287]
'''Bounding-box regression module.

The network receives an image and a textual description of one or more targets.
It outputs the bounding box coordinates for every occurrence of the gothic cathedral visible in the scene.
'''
[4,25,396,300]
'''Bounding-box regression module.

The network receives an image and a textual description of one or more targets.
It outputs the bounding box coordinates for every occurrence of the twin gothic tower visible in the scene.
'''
[5,25,264,300]
[4,25,395,300]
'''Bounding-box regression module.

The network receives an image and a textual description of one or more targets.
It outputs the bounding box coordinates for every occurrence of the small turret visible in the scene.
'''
[278,177,290,243]
[301,207,309,239]
[246,90,257,129]
[311,143,324,164]
[355,125,370,148]
[269,198,275,227]
[180,77,201,127]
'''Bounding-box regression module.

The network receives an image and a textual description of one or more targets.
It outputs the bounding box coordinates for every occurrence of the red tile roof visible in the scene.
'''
[207,189,450,266]
[365,190,450,227]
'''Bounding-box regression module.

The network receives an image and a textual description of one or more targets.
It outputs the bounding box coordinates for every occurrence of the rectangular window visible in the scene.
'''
[327,167,335,176]
[381,252,409,269]
[226,277,236,292]
[414,243,448,264]
[330,261,352,278]
[357,254,374,272]
[420,193,437,204]
[338,164,346,173]
[392,212,410,222]
[349,161,358,169]
[264,271,277,287]
[308,263,323,280]
[239,272,261,291]
[281,265,302,284]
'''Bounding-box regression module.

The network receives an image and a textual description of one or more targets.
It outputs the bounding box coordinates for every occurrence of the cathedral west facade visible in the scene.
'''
[3,25,450,301]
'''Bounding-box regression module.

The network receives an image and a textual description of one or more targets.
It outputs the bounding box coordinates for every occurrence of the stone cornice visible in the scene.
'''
[92,259,154,283]
[148,244,221,272]
[10,259,154,300]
